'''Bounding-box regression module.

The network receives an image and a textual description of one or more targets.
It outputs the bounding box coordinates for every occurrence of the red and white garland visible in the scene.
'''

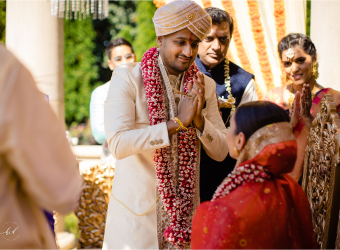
[212,163,272,201]
[141,47,198,248]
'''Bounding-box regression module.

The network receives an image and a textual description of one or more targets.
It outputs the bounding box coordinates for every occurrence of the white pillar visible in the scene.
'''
[311,1,340,91]
[6,0,65,122]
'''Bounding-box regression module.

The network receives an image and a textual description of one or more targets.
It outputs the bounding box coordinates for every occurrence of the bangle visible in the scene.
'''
[172,117,188,132]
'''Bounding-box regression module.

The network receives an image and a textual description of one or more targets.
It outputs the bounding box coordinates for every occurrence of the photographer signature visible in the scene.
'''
[0,222,19,241]
[0,226,19,236]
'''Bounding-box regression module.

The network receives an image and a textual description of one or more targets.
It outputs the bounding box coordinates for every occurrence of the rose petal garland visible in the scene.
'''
[141,47,198,249]
[212,163,271,201]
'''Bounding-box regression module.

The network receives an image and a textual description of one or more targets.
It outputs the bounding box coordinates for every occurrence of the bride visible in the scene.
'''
[191,101,318,249]
[265,33,340,182]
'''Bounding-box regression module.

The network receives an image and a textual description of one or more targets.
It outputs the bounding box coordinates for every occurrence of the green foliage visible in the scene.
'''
[306,0,311,37]
[91,1,137,87]
[65,213,79,239]
[0,1,5,43]
[133,1,158,60]
[64,18,99,125]
[108,1,137,41]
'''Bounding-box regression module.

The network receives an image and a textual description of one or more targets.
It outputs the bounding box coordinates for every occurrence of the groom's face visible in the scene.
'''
[157,28,200,76]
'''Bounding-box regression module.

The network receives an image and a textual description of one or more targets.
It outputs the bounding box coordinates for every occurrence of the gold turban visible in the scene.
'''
[152,0,212,42]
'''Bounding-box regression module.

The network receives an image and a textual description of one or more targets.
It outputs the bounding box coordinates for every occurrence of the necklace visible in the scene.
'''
[221,57,236,125]
[288,83,317,110]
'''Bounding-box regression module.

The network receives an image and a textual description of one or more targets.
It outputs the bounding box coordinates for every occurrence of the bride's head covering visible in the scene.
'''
[152,0,212,42]
[233,101,296,176]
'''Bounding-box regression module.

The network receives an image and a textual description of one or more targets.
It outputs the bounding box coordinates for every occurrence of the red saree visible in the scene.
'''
[191,122,318,249]
[265,87,340,180]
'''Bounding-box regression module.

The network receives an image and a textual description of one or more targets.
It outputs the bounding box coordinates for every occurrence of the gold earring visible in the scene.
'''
[312,62,319,79]
[234,146,240,156]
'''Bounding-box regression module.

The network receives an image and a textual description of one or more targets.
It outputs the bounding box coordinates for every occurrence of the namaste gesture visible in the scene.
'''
[290,84,314,128]
[176,71,205,133]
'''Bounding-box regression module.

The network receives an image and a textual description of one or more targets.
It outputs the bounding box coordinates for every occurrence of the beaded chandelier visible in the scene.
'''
[51,0,109,20]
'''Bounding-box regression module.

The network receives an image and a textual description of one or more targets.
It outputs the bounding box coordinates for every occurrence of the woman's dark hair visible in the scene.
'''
[278,33,317,59]
[105,38,134,60]
[234,101,289,141]
[205,7,234,37]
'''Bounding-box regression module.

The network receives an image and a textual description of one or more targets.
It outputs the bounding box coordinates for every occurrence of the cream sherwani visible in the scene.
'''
[103,62,228,249]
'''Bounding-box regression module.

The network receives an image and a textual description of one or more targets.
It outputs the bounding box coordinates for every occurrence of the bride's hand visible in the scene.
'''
[300,84,314,128]
[290,91,300,128]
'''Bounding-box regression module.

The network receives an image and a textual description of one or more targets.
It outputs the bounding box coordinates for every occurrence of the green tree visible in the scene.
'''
[93,1,137,84]
[0,1,5,43]
[133,1,158,60]
[306,0,311,37]
[64,18,99,125]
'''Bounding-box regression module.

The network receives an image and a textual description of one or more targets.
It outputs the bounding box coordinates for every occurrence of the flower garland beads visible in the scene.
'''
[224,57,236,119]
[141,47,198,249]
[212,163,271,201]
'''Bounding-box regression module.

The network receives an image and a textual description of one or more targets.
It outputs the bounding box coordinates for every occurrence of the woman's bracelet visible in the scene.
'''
[172,117,188,132]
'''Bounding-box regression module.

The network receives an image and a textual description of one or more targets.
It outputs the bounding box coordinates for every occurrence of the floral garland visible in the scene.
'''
[202,0,212,9]
[212,163,271,201]
[274,0,287,86]
[141,47,198,249]
[248,1,275,100]
[225,58,236,116]
[153,0,165,8]
[221,0,253,75]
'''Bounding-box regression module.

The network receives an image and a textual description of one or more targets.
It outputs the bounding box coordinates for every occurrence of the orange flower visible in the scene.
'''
[274,0,287,86]
[247,0,275,98]
[202,0,212,9]
[221,0,253,76]
[153,0,165,8]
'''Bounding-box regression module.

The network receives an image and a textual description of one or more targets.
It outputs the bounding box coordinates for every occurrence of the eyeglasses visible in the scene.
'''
[112,53,135,62]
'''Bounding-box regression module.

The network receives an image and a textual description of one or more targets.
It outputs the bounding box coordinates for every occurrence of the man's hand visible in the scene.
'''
[167,92,198,137]
[191,72,205,132]
[177,93,198,127]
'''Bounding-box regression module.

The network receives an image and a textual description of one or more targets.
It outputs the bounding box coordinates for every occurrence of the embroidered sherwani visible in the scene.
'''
[103,62,228,249]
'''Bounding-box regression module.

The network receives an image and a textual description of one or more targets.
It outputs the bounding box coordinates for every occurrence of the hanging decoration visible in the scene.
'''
[51,0,109,20]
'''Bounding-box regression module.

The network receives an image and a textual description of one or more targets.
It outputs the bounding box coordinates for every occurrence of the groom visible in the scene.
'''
[103,1,228,249]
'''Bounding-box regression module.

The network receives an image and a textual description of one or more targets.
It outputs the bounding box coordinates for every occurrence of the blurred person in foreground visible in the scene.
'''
[191,101,318,249]
[90,38,135,151]
[0,45,82,248]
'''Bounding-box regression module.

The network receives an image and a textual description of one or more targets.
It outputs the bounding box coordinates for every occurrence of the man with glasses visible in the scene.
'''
[90,38,136,150]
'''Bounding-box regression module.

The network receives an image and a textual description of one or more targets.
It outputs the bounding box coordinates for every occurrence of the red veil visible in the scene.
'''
[191,122,318,249]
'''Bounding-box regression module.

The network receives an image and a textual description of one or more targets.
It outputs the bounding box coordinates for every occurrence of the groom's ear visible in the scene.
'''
[236,132,246,152]
[156,36,164,47]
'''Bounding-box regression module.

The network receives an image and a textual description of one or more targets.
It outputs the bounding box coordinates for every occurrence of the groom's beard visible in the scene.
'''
[160,44,196,75]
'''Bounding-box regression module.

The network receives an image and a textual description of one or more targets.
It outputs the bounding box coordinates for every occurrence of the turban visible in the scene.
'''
[152,0,212,42]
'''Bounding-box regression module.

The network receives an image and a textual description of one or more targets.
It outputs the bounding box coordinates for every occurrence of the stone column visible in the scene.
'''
[6,0,65,123]
[311,1,340,91]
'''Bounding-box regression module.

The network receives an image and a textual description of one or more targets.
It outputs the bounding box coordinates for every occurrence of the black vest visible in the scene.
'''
[195,56,254,202]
